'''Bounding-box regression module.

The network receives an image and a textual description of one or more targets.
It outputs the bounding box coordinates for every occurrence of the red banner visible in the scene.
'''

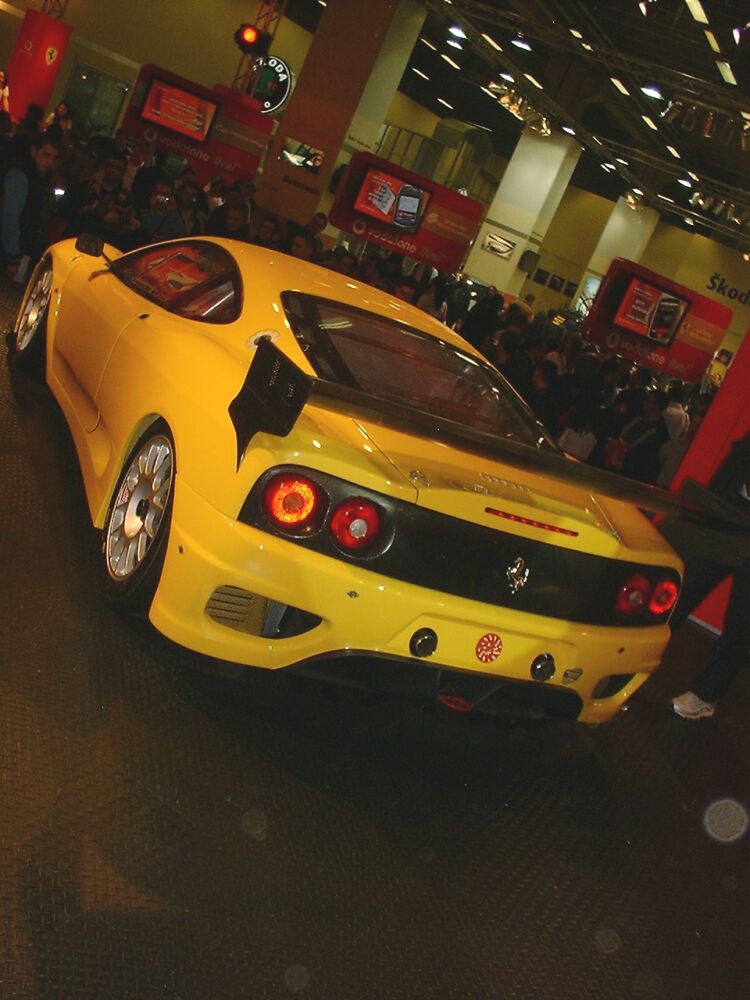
[582,258,732,384]
[6,10,71,124]
[330,152,484,273]
[121,67,273,187]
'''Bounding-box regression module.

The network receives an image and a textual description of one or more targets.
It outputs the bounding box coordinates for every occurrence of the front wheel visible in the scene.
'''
[102,422,175,613]
[13,255,52,376]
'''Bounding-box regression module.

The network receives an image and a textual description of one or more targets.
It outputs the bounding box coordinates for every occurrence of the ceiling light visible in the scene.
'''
[685,0,708,24]
[481,86,495,98]
[500,72,514,82]
[616,157,629,165]
[658,194,675,203]
[447,40,463,49]
[642,115,658,130]
[481,33,502,51]
[601,163,615,172]
[511,36,531,51]
[581,42,593,51]
[441,53,461,69]
[704,30,721,52]
[469,122,492,132]
[666,145,681,158]
[420,37,437,50]
[525,74,543,89]
[641,84,663,99]
[412,67,430,80]
[438,98,454,109]
[562,126,576,135]
[570,29,583,39]
[449,25,466,38]
[684,217,695,226]
[716,61,738,85]
[611,77,630,95]
[688,171,700,181]
[678,177,692,187]
[633,188,644,196]
[592,135,603,144]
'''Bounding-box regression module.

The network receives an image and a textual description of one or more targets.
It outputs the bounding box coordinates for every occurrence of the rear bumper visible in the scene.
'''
[149,476,672,723]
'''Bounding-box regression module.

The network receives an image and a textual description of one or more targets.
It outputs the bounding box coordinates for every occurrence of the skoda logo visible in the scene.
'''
[506,556,529,594]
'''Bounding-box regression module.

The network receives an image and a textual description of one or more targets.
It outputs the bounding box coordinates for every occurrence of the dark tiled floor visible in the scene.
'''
[1,277,748,1000]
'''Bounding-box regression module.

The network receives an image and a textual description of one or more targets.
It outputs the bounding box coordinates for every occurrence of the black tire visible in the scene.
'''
[12,255,52,377]
[101,421,175,614]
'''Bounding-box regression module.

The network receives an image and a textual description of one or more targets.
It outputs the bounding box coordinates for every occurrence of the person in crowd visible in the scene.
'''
[393,275,419,304]
[130,147,167,211]
[137,177,175,243]
[358,252,387,288]
[557,399,598,461]
[251,214,280,249]
[324,248,358,277]
[518,291,536,319]
[459,285,505,349]
[44,100,73,133]
[446,273,472,329]
[307,210,328,258]
[417,274,448,321]
[544,330,580,376]
[529,359,561,438]
[670,429,750,719]
[657,392,710,489]
[1,132,59,278]
[618,389,670,483]
[66,151,127,236]
[289,229,316,261]
[222,201,251,242]
[174,166,209,215]
[663,381,690,441]
[157,178,206,239]
[0,110,13,166]
[89,187,142,251]
[205,176,226,215]
[0,69,10,115]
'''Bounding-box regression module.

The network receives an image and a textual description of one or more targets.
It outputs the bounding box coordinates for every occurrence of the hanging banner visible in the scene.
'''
[6,10,72,124]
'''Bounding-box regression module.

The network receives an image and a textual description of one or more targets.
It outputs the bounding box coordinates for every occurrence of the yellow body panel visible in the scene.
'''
[37,238,683,724]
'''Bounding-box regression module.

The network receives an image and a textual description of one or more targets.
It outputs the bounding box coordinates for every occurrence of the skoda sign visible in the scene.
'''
[253,56,294,115]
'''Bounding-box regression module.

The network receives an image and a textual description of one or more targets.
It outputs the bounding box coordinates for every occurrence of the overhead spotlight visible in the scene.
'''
[684,217,695,226]
[703,111,715,138]
[449,24,467,38]
[447,39,463,49]
[511,35,532,51]
[690,191,714,210]
[562,125,576,135]
[742,124,750,153]
[661,100,683,123]
[678,177,692,187]
[728,205,750,225]
[641,84,663,99]
[712,199,727,216]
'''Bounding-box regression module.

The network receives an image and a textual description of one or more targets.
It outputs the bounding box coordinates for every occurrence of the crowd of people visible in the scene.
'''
[0,104,714,490]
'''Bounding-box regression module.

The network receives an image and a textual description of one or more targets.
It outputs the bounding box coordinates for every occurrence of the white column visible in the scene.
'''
[464,129,581,295]
[576,196,660,303]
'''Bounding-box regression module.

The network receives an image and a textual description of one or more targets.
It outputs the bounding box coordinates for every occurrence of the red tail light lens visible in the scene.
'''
[330,498,382,551]
[263,473,324,532]
[649,578,679,616]
[616,573,652,616]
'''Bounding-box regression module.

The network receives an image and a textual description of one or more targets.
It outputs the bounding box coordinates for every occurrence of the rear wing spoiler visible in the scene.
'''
[229,339,750,545]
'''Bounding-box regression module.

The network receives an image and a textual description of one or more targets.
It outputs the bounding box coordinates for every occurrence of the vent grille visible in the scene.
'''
[206,586,268,635]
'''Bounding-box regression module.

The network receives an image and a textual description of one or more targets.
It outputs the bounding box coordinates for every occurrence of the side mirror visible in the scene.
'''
[74,233,105,257]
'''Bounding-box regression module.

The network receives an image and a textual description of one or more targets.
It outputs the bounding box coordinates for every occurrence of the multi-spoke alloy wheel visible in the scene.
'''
[102,425,175,611]
[13,258,52,373]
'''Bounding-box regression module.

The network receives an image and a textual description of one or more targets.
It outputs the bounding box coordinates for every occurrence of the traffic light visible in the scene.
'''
[234,23,272,56]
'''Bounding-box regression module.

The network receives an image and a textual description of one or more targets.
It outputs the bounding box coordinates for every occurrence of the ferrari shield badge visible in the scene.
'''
[506,556,529,594]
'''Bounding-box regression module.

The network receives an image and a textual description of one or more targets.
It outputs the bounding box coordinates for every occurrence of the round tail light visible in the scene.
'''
[330,498,382,551]
[649,578,679,616]
[616,573,652,616]
[262,473,324,533]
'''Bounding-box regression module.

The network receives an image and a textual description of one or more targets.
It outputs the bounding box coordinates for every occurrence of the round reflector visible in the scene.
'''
[262,474,322,531]
[330,498,382,551]
[616,573,652,615]
[649,578,679,615]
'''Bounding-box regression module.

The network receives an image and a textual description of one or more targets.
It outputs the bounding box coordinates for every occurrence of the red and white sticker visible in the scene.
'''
[475,632,503,663]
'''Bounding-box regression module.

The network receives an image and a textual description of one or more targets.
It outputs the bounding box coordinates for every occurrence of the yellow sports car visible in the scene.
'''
[12,236,685,724]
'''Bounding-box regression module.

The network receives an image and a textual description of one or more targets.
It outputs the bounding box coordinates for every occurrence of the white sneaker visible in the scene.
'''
[671,691,716,720]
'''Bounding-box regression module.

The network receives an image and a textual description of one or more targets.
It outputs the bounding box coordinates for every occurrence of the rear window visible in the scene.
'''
[282,293,555,448]
[112,241,241,323]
